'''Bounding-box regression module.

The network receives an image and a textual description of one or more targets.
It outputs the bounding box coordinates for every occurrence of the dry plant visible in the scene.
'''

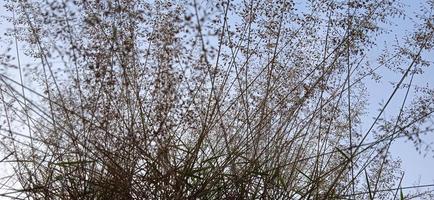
[0,0,434,199]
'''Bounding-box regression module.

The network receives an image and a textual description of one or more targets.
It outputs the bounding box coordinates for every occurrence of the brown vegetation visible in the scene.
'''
[0,0,434,199]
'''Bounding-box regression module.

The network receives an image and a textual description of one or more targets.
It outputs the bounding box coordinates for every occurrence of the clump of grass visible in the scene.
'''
[1,0,434,199]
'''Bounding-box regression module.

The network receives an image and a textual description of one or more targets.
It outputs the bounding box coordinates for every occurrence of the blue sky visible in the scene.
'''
[360,0,434,187]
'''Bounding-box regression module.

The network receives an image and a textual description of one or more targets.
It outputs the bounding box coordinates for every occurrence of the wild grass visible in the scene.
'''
[0,0,434,199]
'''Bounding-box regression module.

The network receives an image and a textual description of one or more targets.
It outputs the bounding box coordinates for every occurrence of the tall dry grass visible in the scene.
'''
[0,0,434,199]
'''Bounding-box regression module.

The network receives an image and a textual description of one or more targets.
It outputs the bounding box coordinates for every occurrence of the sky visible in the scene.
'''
[0,0,433,196]
[360,0,434,187]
